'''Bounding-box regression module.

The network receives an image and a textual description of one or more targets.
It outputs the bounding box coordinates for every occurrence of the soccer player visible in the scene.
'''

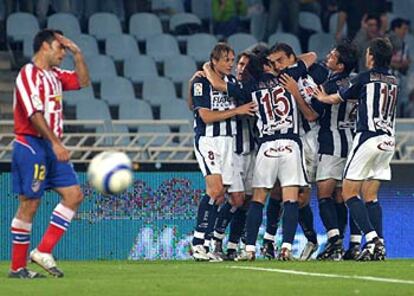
[190,43,256,261]
[203,53,308,261]
[314,37,394,260]
[267,43,320,259]
[9,29,89,278]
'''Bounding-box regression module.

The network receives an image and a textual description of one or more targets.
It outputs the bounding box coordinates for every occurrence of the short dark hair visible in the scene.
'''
[368,38,393,68]
[391,17,410,31]
[334,42,358,74]
[210,42,234,62]
[236,51,251,63]
[269,42,296,59]
[243,53,264,80]
[33,29,63,54]
[365,14,381,29]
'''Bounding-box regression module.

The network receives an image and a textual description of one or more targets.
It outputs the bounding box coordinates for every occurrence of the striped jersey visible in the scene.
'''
[192,75,237,137]
[339,67,398,136]
[13,63,80,138]
[312,70,356,158]
[281,60,319,134]
[227,72,300,143]
[234,116,256,154]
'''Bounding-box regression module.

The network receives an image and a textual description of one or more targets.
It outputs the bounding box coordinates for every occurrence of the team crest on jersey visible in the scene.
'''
[194,83,203,96]
[31,179,42,192]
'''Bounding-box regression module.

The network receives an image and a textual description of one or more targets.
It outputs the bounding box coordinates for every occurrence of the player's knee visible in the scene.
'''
[208,186,224,200]
[230,193,244,208]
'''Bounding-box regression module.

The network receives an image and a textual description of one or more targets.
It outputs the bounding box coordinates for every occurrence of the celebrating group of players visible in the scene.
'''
[190,36,397,262]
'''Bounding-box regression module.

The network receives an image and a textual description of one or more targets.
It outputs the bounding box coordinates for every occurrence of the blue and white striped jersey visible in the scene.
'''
[312,70,356,158]
[339,67,398,136]
[227,72,300,143]
[192,75,238,137]
[234,116,257,155]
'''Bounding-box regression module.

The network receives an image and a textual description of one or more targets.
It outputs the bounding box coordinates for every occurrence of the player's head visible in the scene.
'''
[365,37,393,69]
[250,44,273,73]
[391,18,410,39]
[236,52,250,80]
[364,14,381,38]
[242,53,266,81]
[33,29,66,67]
[268,43,297,73]
[210,42,235,76]
[326,42,358,74]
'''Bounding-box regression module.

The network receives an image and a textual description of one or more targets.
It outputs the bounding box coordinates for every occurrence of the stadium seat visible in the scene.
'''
[392,0,414,23]
[72,34,99,58]
[268,32,302,54]
[76,98,111,120]
[119,99,153,120]
[47,13,81,39]
[138,124,171,147]
[129,13,163,42]
[308,33,334,60]
[63,86,95,106]
[169,13,202,35]
[142,77,177,106]
[160,98,193,123]
[22,34,34,59]
[191,0,212,21]
[164,55,197,83]
[86,55,117,83]
[6,12,39,42]
[109,124,131,146]
[106,34,140,62]
[151,0,185,14]
[329,12,347,38]
[227,33,258,54]
[187,33,217,63]
[299,12,322,32]
[124,55,158,83]
[61,56,74,70]
[146,34,180,62]
[101,76,136,105]
[89,13,122,41]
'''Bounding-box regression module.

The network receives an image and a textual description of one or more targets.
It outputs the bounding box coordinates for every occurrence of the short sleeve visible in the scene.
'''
[338,74,362,101]
[53,67,80,91]
[284,60,307,81]
[227,80,251,104]
[191,78,211,110]
[15,64,44,118]
[308,63,329,85]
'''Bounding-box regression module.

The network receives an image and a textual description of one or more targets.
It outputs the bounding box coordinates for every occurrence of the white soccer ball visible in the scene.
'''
[87,151,133,195]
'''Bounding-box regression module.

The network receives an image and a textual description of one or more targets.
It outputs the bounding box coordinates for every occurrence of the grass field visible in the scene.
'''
[1,260,414,296]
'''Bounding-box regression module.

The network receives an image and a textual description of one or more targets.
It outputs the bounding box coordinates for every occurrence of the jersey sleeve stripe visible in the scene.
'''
[15,74,35,117]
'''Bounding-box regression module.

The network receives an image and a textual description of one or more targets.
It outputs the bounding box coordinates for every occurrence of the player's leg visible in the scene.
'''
[343,214,362,260]
[227,195,250,260]
[362,180,383,241]
[298,186,318,260]
[334,187,347,240]
[262,184,281,259]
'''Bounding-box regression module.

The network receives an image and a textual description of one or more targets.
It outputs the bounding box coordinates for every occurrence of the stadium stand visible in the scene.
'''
[101,76,137,106]
[146,33,180,62]
[129,12,163,42]
[47,13,81,39]
[88,12,122,41]
[6,12,39,42]
[106,34,140,62]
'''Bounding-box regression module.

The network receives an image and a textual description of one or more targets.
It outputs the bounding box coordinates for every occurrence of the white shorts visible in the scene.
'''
[194,136,234,185]
[228,151,256,195]
[316,154,347,182]
[302,128,319,183]
[252,139,308,188]
[344,133,395,181]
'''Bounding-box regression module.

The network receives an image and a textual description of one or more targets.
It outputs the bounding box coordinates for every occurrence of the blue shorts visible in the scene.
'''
[12,135,79,198]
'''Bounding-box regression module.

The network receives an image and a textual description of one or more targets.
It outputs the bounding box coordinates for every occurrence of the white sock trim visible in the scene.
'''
[327,229,340,239]
[350,235,362,243]
[193,231,205,239]
[54,203,75,221]
[203,239,211,247]
[246,245,256,252]
[11,218,32,232]
[281,242,292,251]
[263,232,275,241]
[213,231,225,240]
[227,242,238,250]
[365,231,378,242]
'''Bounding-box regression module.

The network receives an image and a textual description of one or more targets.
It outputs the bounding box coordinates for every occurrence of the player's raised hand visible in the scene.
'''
[55,34,81,55]
[313,85,327,101]
[236,101,257,116]
[279,73,299,94]
[52,142,70,162]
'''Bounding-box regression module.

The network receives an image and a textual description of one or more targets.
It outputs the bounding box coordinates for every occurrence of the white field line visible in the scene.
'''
[227,266,414,285]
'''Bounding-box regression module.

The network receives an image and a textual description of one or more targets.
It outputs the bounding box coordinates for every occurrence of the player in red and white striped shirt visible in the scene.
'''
[9,29,89,279]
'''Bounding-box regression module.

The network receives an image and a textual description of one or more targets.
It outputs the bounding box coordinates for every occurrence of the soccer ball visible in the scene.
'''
[87,151,133,195]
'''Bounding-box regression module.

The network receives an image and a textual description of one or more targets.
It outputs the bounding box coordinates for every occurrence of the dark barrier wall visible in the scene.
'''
[0,164,413,260]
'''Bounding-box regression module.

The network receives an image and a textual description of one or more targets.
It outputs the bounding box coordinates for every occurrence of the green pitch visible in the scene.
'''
[1,260,414,295]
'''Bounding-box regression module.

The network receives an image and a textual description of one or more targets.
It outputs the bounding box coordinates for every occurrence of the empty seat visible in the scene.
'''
[142,77,177,105]
[76,98,111,120]
[86,55,117,83]
[268,32,302,54]
[151,0,184,14]
[106,34,140,62]
[7,12,39,42]
[61,56,74,70]
[47,13,81,38]
[191,0,212,21]
[329,12,347,37]
[138,124,171,147]
[227,33,258,54]
[164,55,197,83]
[299,11,322,32]
[64,86,95,106]
[160,98,193,122]
[169,12,202,35]
[89,13,122,41]
[187,33,218,63]
[101,76,136,105]
[308,33,335,60]
[22,34,34,59]
[146,34,180,62]
[129,13,163,41]
[119,99,153,120]
[72,34,99,58]
[124,55,158,83]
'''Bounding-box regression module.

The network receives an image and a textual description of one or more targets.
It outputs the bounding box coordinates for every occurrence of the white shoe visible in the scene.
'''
[191,244,210,261]
[299,241,318,261]
[235,251,255,261]
[207,251,223,262]
[30,248,64,277]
